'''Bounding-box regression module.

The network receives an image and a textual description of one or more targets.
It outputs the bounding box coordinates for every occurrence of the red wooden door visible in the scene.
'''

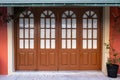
[15,7,102,70]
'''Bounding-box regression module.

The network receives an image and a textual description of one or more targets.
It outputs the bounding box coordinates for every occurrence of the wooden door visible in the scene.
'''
[15,7,102,70]
[37,10,58,70]
[15,10,37,70]
[59,10,79,70]
[79,10,102,70]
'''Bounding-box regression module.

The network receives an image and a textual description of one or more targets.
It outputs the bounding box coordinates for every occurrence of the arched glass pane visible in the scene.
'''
[51,14,55,17]
[44,10,47,15]
[19,18,23,28]
[48,11,52,15]
[41,14,45,17]
[20,14,24,17]
[62,14,66,17]
[65,11,69,15]
[90,11,94,16]
[83,14,87,18]
[93,14,97,18]
[30,14,34,17]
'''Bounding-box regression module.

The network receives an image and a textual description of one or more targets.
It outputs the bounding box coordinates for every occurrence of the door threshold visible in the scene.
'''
[12,70,102,75]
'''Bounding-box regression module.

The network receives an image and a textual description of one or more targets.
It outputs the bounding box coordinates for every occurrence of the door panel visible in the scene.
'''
[80,10,101,70]
[37,10,58,70]
[59,10,79,70]
[16,10,37,70]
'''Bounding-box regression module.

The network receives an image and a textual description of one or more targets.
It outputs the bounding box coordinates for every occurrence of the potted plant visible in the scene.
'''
[104,42,120,78]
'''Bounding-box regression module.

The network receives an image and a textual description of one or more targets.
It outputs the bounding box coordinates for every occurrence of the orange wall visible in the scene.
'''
[0,7,8,75]
[110,7,120,73]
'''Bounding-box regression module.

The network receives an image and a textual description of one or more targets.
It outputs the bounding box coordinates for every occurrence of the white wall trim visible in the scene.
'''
[7,7,14,75]
[102,7,110,75]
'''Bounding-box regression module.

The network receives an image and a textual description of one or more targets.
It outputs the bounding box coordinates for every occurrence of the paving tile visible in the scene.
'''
[0,71,120,80]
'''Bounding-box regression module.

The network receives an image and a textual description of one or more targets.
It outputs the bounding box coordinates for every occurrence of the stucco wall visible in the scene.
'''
[0,7,8,75]
[110,7,120,73]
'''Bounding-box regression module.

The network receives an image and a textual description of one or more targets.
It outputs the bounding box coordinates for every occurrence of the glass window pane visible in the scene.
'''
[51,19,55,28]
[41,14,45,17]
[46,29,50,38]
[83,19,87,28]
[51,40,55,49]
[62,14,66,17]
[93,14,97,18]
[51,14,55,17]
[72,14,76,17]
[40,29,45,38]
[44,10,47,15]
[70,11,73,15]
[30,14,33,17]
[25,18,29,28]
[27,11,31,15]
[46,18,50,28]
[93,19,97,28]
[40,40,44,49]
[86,11,90,15]
[93,40,97,49]
[25,40,29,49]
[67,40,71,49]
[62,40,66,49]
[72,19,76,28]
[83,29,87,38]
[25,29,29,38]
[30,19,34,28]
[19,40,24,49]
[67,29,71,38]
[93,30,97,38]
[48,11,52,15]
[30,40,34,49]
[19,18,23,28]
[90,11,94,16]
[72,40,76,49]
[72,29,76,38]
[20,14,24,17]
[67,19,71,28]
[65,11,68,15]
[83,14,87,18]
[41,19,44,28]
[30,29,34,38]
[88,19,92,28]
[62,29,66,38]
[62,19,66,28]
[51,29,55,38]
[88,29,92,38]
[88,40,92,49]
[83,40,87,49]
[46,40,50,48]
[19,29,24,38]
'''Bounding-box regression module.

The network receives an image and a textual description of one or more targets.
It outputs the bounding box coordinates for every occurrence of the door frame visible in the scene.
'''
[7,7,110,75]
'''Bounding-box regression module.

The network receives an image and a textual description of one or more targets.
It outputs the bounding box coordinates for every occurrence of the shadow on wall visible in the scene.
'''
[110,7,120,74]
[0,7,8,75]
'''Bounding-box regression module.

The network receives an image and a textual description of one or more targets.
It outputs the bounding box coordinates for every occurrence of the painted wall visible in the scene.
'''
[0,7,8,75]
[110,7,120,73]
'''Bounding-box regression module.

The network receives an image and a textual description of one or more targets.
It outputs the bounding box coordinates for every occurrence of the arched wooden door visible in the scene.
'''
[15,7,102,70]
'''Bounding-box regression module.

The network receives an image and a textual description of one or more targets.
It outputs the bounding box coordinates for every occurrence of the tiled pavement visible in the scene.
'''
[0,71,120,80]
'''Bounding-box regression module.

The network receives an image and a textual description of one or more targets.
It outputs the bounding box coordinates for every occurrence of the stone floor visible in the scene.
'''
[0,71,120,80]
